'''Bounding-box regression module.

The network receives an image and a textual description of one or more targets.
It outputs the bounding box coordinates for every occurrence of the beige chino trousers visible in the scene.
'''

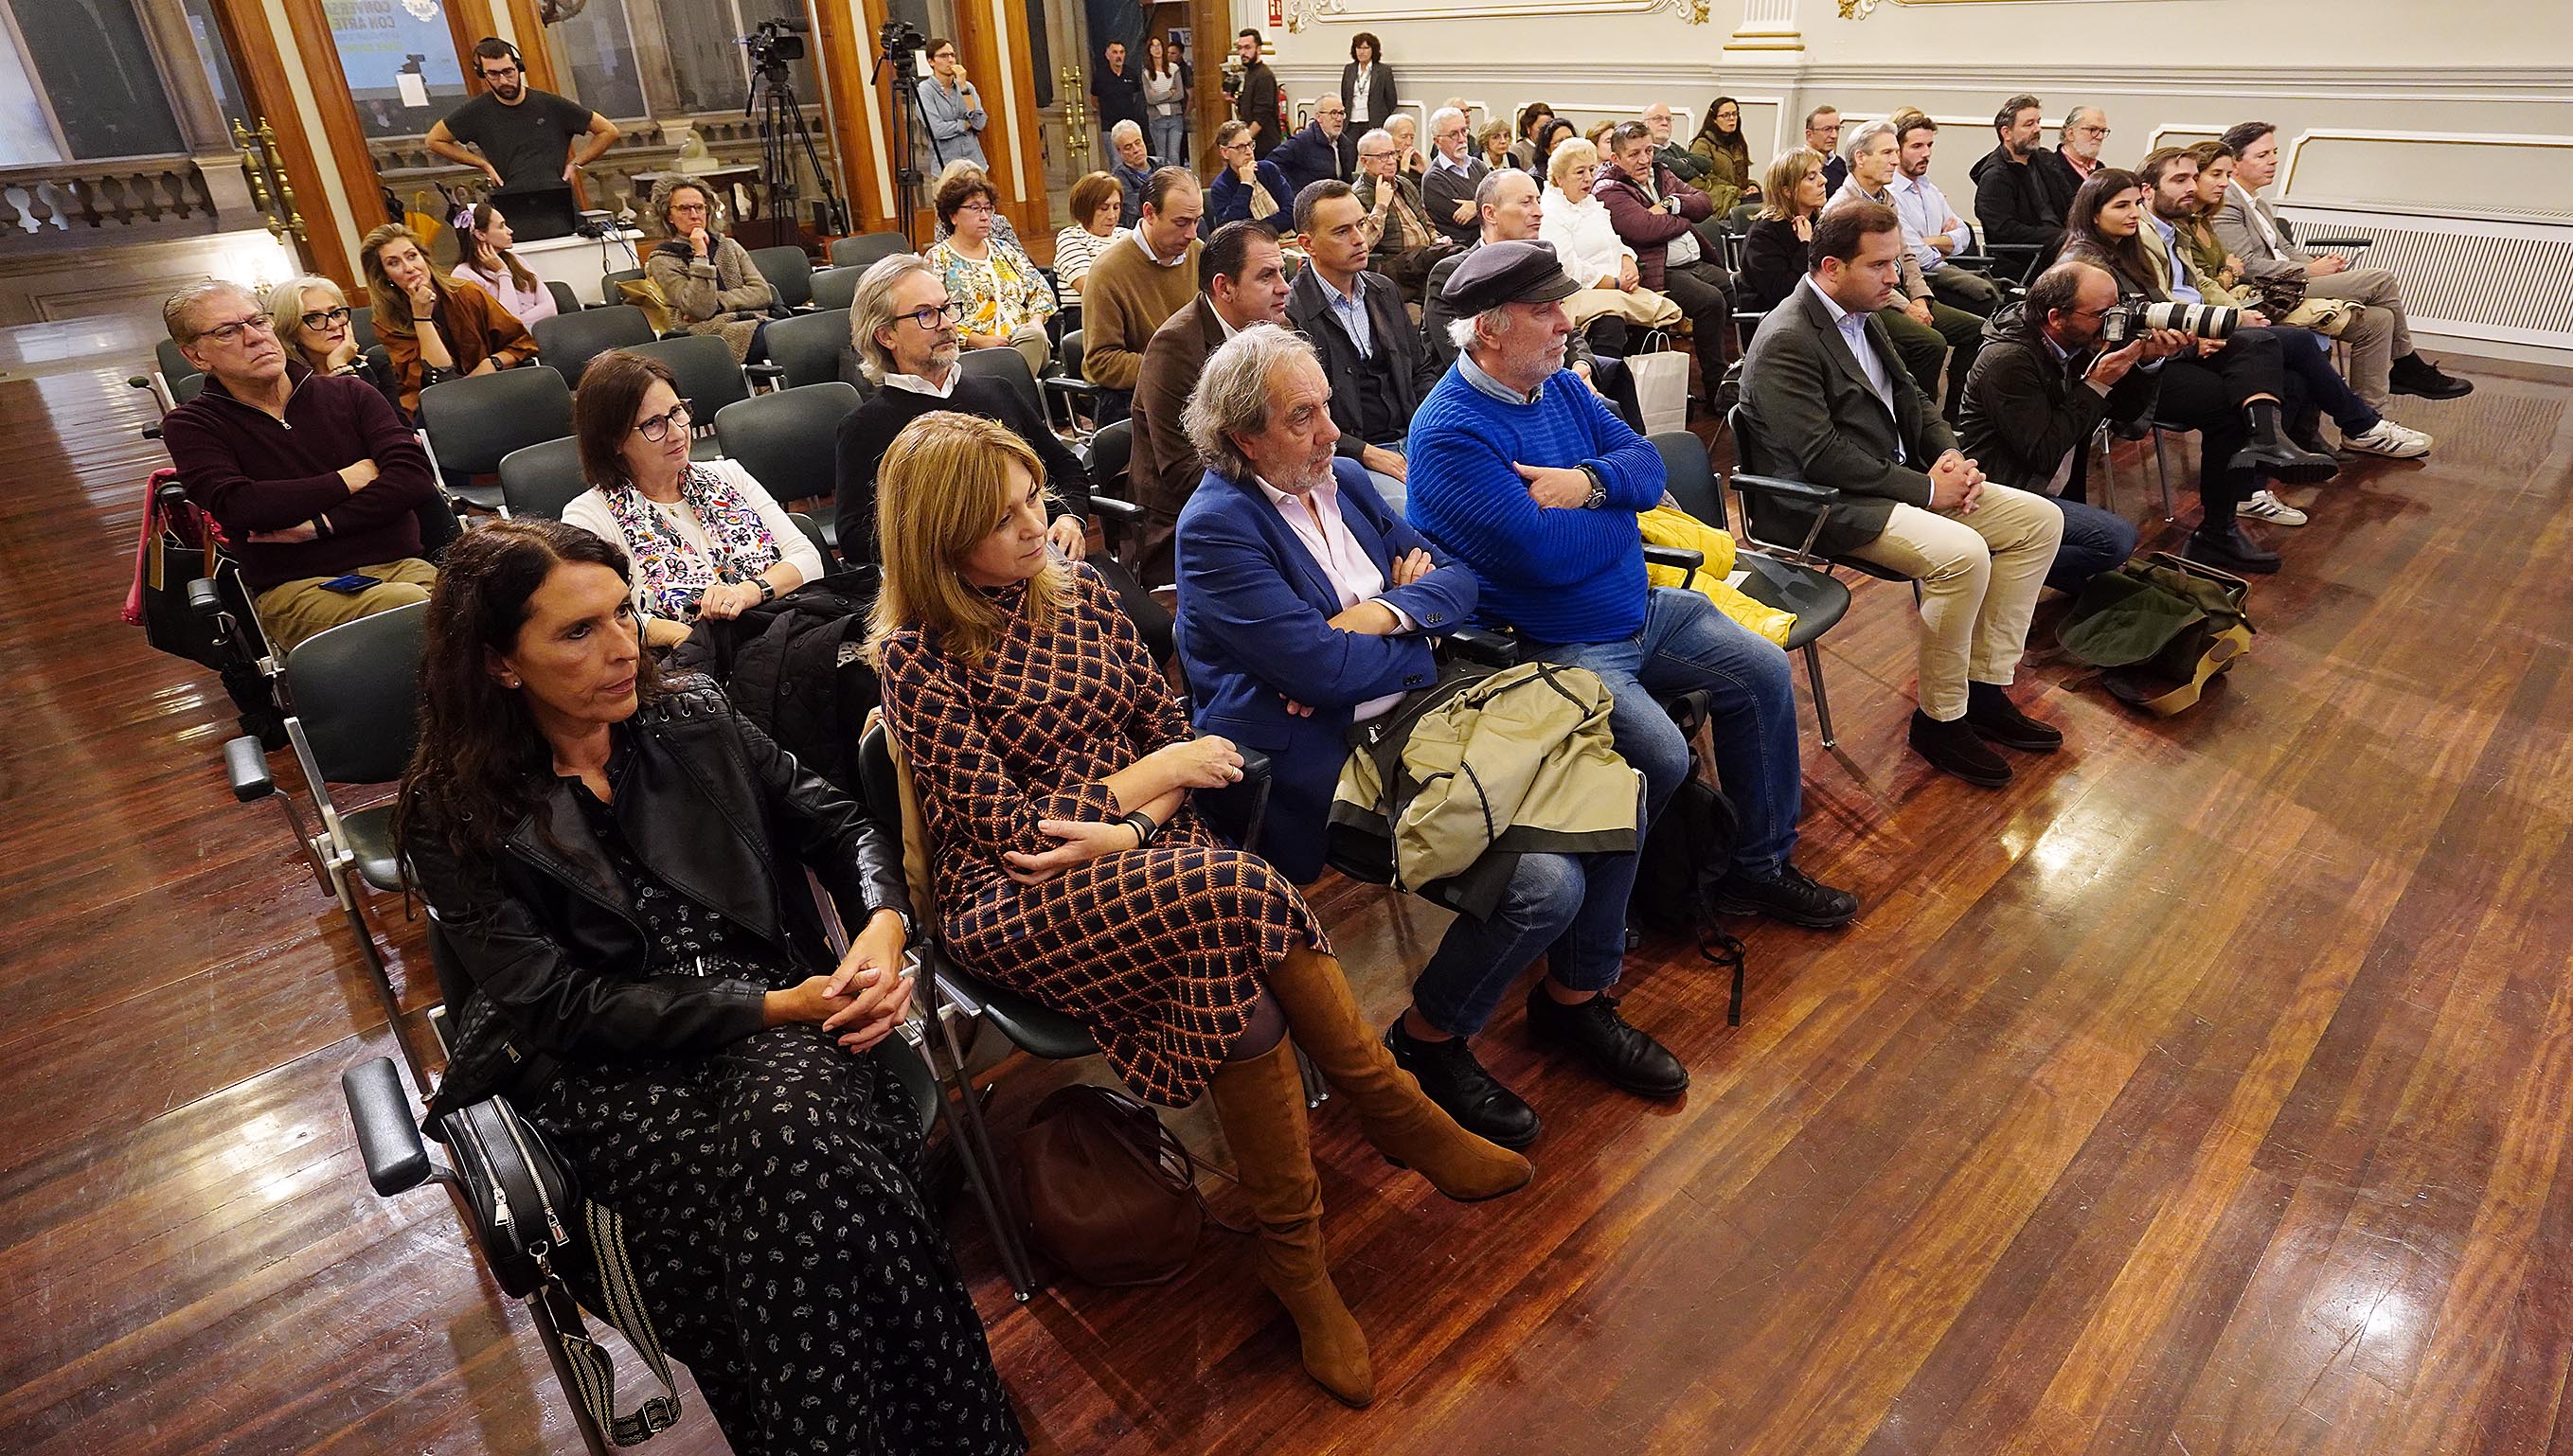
[1841,482,2063,721]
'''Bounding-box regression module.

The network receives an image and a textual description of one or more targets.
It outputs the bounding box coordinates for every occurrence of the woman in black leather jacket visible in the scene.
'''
[396,519,1025,1456]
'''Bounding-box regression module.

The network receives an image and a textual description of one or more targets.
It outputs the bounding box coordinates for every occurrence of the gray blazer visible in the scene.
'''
[2210,183,2306,283]
[1737,278,1957,557]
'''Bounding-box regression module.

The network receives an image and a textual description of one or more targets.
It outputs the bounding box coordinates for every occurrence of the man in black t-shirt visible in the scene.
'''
[428,39,618,204]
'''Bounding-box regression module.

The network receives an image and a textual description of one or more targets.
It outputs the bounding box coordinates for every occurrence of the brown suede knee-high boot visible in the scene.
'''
[1207,1039,1374,1407]
[1266,944,1533,1202]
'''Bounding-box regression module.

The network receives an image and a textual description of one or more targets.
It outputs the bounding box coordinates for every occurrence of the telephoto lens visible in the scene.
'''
[2140,300,2239,339]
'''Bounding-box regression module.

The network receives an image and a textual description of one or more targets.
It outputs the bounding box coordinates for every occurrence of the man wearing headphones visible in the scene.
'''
[428,38,619,235]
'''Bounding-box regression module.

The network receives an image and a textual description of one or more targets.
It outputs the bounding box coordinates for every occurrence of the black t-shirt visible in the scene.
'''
[443,88,596,191]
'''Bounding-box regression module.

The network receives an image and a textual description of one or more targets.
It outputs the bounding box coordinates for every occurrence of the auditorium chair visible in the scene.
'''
[496,436,589,521]
[759,307,854,389]
[530,304,654,388]
[712,382,862,559]
[810,264,863,312]
[1650,429,1856,749]
[342,916,971,1456]
[746,244,816,310]
[829,230,910,271]
[1038,329,1108,439]
[418,365,575,511]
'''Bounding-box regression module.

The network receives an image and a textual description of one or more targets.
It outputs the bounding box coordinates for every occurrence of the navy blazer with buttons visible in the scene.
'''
[1174,456,1477,884]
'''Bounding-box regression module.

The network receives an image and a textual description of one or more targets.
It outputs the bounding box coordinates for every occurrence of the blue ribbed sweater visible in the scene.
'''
[1404,364,1667,643]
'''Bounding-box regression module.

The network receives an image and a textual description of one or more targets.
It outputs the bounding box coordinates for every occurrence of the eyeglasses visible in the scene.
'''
[954,202,995,215]
[1359,151,1394,162]
[902,300,966,329]
[2071,125,2112,138]
[194,315,277,346]
[479,63,521,79]
[298,306,352,331]
[669,201,709,214]
[633,400,694,442]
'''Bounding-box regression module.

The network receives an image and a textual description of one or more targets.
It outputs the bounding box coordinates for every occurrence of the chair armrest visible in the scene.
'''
[1228,746,1275,856]
[187,576,223,621]
[1729,471,1840,507]
[1642,542,1704,591]
[1041,375,1105,398]
[342,1056,432,1196]
[744,362,785,383]
[1088,493,1144,526]
[223,734,274,803]
[1443,625,1518,667]
[2301,235,2371,251]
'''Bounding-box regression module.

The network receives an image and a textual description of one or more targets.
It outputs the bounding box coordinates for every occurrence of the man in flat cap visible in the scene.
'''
[1407,240,1859,931]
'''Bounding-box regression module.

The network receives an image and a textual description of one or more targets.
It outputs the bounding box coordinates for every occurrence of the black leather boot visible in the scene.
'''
[2228,400,2340,486]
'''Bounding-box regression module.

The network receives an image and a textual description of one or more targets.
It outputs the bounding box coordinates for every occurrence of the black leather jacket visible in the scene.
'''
[411,682,910,1117]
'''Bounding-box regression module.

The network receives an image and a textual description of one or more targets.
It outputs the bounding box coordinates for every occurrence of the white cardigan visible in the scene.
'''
[1538,185,1635,291]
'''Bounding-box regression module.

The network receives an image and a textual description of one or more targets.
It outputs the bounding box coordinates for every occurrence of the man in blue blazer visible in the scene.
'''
[1175,324,1684,1151]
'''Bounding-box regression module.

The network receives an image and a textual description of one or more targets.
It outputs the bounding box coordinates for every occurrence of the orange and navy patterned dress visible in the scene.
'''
[877,562,1326,1106]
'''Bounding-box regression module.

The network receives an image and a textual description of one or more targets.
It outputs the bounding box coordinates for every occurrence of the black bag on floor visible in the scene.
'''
[1627,774,1752,1024]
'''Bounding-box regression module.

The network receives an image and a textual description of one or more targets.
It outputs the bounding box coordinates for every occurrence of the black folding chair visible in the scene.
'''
[223,602,434,1085]
[810,264,863,312]
[531,305,654,388]
[418,365,575,511]
[1039,329,1107,438]
[829,231,911,271]
[712,382,863,556]
[626,335,757,457]
[760,308,854,389]
[498,436,590,521]
[748,244,816,310]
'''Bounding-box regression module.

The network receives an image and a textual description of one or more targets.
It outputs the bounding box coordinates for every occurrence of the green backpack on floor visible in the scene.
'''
[2057,552,2257,716]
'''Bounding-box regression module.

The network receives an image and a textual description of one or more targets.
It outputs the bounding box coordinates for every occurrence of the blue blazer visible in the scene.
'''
[1174,457,1478,884]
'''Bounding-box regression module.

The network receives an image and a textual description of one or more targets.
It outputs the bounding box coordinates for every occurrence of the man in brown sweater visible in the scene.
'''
[159,280,440,650]
[1080,167,1204,423]
[1130,220,1292,584]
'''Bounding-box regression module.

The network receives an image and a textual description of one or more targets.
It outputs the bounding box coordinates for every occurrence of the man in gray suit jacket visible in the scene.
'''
[2213,121,2471,405]
[1738,202,2064,790]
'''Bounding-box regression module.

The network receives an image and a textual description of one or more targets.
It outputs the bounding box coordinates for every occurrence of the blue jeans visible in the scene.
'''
[1410,849,1642,1037]
[1149,115,1188,169]
[2273,325,2378,434]
[1534,587,1802,878]
[2047,494,2137,594]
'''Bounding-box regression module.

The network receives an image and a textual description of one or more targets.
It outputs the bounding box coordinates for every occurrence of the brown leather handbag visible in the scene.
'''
[1014,1083,1242,1286]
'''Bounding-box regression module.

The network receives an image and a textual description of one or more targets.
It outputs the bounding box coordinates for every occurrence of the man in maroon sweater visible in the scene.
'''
[1596,121,1734,402]
[160,281,439,650]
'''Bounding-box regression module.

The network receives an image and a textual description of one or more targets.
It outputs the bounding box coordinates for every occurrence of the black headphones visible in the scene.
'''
[474,37,523,77]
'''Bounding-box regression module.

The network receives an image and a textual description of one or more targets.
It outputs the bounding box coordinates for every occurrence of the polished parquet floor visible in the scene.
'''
[5,351,2571,1456]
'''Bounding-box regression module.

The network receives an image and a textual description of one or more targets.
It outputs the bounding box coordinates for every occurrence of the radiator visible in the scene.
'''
[2278,206,2573,350]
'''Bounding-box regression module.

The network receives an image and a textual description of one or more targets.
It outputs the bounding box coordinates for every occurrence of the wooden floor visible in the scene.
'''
[5,352,2571,1456]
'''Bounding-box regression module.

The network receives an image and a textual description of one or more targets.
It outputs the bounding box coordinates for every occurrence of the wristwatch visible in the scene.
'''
[1579,464,1608,510]
[755,576,777,603]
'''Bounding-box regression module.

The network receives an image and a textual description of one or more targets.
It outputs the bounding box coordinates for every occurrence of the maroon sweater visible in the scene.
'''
[161,362,438,591]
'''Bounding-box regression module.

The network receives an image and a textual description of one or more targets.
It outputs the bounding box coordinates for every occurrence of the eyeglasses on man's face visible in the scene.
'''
[299,306,352,331]
[903,300,966,329]
[480,62,521,80]
[633,400,694,442]
[196,314,277,346]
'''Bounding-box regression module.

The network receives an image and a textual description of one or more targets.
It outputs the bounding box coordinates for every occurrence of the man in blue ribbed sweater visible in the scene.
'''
[1407,242,1859,931]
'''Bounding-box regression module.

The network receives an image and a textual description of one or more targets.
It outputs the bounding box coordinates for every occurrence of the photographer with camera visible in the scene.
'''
[1957,261,2183,594]
[1224,29,1284,152]
[2061,169,2338,575]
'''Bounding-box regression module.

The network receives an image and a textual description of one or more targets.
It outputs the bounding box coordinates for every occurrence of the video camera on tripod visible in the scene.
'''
[734,15,846,242]
[740,16,808,74]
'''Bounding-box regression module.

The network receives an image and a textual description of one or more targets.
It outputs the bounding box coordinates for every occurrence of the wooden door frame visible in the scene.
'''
[203,0,361,283]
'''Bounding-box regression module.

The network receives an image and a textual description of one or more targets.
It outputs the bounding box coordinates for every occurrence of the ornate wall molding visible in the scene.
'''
[1284,0,1707,24]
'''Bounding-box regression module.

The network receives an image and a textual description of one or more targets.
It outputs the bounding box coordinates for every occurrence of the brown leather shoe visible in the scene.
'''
[1266,945,1533,1202]
[1207,1041,1374,1407]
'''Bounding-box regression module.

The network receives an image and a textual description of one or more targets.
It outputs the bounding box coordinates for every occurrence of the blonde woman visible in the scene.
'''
[642,177,776,364]
[869,412,1528,1410]
[360,222,536,416]
[1740,147,1831,311]
[265,275,397,409]
[1537,139,1680,330]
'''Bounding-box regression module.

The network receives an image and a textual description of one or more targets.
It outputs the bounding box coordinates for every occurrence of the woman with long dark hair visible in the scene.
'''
[869,412,1528,1410]
[1689,96,1759,212]
[453,201,559,328]
[1142,34,1188,166]
[395,518,1024,1456]
[361,222,536,416]
[2059,169,2339,571]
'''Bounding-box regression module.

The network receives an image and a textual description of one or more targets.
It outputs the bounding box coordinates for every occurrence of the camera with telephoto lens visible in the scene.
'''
[2100,298,2240,346]
[741,16,808,67]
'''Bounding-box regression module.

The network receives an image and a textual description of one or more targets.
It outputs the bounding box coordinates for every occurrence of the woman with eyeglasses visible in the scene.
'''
[1688,96,1759,213]
[643,177,777,364]
[452,202,559,328]
[393,516,1027,1456]
[560,350,826,649]
[926,169,1056,378]
[361,222,538,417]
[264,275,400,407]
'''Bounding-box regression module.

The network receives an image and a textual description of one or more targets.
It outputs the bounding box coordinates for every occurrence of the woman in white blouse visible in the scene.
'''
[1051,171,1128,295]
[1538,138,1681,332]
[560,350,826,648]
[451,202,559,328]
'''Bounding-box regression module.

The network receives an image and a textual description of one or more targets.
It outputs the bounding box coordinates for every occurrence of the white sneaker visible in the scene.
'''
[2345,419,2433,458]
[2241,489,2310,526]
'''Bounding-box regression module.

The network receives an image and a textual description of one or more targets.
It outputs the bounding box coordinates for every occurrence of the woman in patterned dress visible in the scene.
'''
[869,412,1532,1409]
[559,350,828,649]
[397,519,1025,1456]
[926,170,1056,380]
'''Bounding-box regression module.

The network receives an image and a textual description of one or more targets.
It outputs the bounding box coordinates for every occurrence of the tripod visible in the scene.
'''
[874,40,927,247]
[745,56,847,243]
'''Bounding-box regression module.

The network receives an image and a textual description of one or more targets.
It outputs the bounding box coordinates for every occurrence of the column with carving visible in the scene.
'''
[1725,0,1802,50]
